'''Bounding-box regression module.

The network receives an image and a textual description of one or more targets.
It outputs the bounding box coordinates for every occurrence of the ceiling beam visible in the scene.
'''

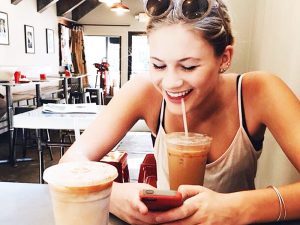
[11,0,23,5]
[56,0,86,16]
[72,0,101,21]
[37,0,59,13]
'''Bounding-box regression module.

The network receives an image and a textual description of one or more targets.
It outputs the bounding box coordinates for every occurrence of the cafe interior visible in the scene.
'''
[0,0,300,224]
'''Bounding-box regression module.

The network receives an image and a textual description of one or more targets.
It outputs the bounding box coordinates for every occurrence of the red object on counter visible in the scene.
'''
[40,73,46,80]
[14,71,21,83]
[64,70,71,77]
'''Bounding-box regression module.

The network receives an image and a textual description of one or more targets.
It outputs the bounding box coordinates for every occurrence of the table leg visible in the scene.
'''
[36,129,44,184]
[63,78,68,104]
[6,86,15,166]
[35,83,41,107]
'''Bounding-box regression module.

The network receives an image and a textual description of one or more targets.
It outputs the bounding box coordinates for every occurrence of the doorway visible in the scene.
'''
[128,32,149,80]
[84,35,121,89]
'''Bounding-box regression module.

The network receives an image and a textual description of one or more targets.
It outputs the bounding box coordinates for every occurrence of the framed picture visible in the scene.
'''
[24,25,35,53]
[46,28,54,53]
[0,11,9,45]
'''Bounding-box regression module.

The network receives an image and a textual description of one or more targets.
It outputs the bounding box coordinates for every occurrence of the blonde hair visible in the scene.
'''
[146,0,234,56]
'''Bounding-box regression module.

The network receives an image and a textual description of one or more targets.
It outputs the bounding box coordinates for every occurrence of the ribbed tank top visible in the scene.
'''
[153,74,262,193]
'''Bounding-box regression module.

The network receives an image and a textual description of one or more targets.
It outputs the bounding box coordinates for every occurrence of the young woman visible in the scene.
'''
[60,0,300,224]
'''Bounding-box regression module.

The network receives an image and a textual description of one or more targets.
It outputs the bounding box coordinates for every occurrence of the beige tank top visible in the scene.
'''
[153,74,262,193]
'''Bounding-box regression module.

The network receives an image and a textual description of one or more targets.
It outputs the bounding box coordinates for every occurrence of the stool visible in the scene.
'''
[69,91,90,104]
[85,88,104,105]
[138,153,157,187]
[100,151,129,183]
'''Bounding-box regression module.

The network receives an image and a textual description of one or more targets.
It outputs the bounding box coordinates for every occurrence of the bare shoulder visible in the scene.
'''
[110,75,162,132]
[242,71,298,99]
[242,71,300,123]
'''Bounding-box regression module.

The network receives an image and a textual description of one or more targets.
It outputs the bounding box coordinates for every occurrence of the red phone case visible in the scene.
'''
[139,189,183,211]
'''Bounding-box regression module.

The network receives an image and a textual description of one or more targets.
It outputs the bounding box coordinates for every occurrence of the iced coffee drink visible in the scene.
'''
[43,161,118,225]
[166,132,212,190]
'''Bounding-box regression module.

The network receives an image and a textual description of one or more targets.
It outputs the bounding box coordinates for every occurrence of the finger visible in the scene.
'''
[178,185,209,200]
[131,196,149,215]
[154,202,197,224]
[160,213,203,225]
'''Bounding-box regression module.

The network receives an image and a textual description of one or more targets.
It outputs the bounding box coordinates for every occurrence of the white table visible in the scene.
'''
[0,182,128,225]
[13,105,104,183]
[13,105,149,183]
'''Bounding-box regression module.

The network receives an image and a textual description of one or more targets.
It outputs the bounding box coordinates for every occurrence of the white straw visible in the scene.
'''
[181,98,189,137]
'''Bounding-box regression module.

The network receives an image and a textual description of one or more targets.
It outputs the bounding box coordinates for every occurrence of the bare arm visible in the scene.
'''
[60,75,161,163]
[240,73,300,222]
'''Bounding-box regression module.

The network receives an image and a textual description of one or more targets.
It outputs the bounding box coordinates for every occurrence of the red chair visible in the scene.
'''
[138,153,157,187]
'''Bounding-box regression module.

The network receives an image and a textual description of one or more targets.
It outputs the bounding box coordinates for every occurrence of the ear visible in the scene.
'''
[219,45,234,71]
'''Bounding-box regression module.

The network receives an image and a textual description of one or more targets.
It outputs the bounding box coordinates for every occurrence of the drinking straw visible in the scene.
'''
[181,98,189,137]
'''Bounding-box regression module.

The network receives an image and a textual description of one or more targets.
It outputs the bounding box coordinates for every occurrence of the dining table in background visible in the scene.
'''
[12,105,148,183]
[0,78,62,166]
[47,73,89,104]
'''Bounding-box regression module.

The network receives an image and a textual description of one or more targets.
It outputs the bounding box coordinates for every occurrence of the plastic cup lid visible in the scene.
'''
[43,161,118,188]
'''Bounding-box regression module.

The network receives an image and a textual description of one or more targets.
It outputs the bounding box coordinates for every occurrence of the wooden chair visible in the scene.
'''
[138,153,157,187]
[100,151,130,183]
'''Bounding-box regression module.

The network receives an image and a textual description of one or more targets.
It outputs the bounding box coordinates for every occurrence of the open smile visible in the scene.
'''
[165,89,193,103]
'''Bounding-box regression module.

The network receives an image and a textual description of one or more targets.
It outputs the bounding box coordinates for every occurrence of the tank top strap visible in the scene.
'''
[159,100,166,127]
[237,74,245,127]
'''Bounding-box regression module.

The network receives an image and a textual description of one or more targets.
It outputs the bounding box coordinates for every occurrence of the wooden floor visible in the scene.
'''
[0,131,153,183]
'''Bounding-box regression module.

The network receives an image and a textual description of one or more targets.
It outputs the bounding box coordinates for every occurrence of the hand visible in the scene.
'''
[154,185,245,225]
[110,182,161,225]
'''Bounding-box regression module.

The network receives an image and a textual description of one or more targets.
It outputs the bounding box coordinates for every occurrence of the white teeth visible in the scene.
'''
[167,89,191,97]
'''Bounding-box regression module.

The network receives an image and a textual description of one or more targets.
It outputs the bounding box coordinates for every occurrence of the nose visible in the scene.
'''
[162,69,184,90]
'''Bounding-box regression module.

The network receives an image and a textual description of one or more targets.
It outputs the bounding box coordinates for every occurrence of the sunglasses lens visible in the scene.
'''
[182,0,210,20]
[146,0,172,17]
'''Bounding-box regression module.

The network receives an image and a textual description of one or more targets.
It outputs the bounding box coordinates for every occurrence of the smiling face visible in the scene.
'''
[149,23,223,115]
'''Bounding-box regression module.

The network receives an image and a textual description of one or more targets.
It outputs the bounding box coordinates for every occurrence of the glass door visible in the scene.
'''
[128,32,149,80]
[84,35,121,90]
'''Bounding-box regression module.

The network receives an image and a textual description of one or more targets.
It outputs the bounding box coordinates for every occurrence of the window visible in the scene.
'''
[128,32,149,80]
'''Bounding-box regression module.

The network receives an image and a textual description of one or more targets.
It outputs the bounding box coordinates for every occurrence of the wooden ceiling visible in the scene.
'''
[11,0,102,22]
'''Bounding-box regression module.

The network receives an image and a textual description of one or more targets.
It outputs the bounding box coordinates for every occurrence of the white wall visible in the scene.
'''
[224,0,256,74]
[0,0,59,74]
[247,0,300,187]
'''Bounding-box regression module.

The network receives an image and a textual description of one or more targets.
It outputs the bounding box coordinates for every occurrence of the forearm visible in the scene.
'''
[231,182,300,224]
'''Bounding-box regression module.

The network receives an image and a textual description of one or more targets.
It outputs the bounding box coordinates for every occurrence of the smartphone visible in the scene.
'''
[139,189,183,211]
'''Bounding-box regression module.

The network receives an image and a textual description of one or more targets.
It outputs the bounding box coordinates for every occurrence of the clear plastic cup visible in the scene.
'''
[166,132,212,190]
[43,161,118,225]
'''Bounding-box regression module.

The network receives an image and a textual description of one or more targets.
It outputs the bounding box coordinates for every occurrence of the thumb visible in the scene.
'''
[178,185,209,200]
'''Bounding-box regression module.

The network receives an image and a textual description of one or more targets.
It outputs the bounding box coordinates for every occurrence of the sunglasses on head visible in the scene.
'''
[144,0,218,21]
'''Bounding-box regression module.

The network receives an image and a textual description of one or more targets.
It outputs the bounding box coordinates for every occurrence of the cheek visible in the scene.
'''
[150,72,163,90]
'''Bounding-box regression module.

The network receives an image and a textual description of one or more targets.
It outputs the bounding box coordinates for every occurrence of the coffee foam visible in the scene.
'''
[166,132,212,146]
[43,161,118,191]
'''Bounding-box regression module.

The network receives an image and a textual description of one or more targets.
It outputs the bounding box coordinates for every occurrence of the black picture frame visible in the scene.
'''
[46,28,54,53]
[0,11,9,45]
[24,25,35,54]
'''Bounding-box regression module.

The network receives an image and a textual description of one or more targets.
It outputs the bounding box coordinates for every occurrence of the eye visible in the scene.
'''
[152,63,166,70]
[181,65,198,71]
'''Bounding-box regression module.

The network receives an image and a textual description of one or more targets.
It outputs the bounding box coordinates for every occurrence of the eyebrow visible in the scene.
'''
[150,56,200,62]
